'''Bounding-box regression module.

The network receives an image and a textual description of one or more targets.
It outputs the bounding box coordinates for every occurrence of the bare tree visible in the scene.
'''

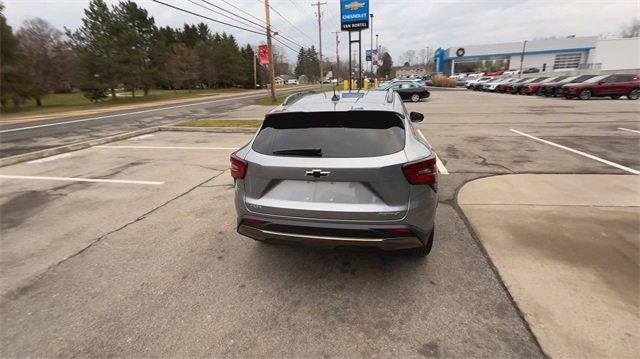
[399,50,416,67]
[621,17,640,38]
[17,18,74,106]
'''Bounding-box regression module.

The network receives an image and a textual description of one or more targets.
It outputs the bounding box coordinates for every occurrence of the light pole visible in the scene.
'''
[518,40,527,78]
[370,13,374,75]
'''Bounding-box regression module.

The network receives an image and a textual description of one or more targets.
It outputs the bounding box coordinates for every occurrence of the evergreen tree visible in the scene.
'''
[0,4,25,108]
[66,0,125,99]
[114,1,157,96]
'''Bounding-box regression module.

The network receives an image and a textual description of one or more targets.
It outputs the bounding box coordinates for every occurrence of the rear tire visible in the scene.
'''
[628,89,640,100]
[411,93,420,102]
[578,89,591,100]
[411,228,434,257]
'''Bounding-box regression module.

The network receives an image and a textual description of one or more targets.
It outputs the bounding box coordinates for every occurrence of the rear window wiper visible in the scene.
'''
[272,148,323,157]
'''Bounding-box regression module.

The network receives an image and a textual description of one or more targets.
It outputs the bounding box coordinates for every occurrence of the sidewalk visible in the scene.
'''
[458,174,639,358]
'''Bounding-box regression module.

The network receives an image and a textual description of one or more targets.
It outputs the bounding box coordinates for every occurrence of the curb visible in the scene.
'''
[0,125,259,167]
[0,126,160,167]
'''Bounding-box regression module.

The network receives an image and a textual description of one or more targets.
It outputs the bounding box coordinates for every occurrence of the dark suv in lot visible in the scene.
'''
[561,74,640,100]
[539,75,596,97]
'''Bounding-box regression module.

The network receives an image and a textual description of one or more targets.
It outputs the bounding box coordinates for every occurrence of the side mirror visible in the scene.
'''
[410,112,424,123]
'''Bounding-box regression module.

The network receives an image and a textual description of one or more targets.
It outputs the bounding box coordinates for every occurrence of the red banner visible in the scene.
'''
[258,44,269,65]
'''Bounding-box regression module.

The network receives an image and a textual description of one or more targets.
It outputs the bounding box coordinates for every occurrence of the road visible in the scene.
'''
[1,89,638,357]
[0,86,315,158]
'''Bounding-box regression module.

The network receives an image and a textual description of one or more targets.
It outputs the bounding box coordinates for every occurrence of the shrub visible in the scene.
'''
[431,75,457,88]
[81,86,108,102]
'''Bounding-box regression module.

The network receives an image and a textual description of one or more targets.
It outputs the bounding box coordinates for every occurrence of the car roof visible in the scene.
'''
[269,90,405,115]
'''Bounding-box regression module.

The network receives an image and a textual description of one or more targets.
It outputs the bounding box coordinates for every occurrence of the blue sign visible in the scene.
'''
[340,0,369,31]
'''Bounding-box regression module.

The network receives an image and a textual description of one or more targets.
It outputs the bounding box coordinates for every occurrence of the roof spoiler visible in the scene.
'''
[282,91,317,106]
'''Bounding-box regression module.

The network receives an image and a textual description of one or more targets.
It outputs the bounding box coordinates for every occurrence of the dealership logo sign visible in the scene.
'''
[456,48,465,57]
[340,0,369,31]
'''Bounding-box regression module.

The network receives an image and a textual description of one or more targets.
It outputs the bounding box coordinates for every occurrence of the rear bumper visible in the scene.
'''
[238,220,428,251]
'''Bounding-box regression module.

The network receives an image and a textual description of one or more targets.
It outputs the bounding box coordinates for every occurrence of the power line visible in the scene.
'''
[186,0,265,33]
[257,0,316,44]
[198,0,267,33]
[197,0,305,50]
[151,0,265,35]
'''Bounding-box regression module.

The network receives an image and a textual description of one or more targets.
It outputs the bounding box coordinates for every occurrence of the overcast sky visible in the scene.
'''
[4,0,639,65]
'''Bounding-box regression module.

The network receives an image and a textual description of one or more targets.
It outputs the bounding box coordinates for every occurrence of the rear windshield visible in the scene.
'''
[252,111,405,158]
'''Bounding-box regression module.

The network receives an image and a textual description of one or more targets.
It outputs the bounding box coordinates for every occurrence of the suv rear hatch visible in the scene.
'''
[242,111,409,221]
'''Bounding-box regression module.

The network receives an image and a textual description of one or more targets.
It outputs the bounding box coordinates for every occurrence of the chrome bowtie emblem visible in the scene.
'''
[305,169,330,178]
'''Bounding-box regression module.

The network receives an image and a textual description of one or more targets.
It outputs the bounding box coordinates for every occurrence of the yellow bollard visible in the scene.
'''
[374,79,378,88]
[364,80,369,90]
[343,80,349,91]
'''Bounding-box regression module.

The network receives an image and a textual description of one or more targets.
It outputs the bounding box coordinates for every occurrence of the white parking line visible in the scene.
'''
[94,145,238,150]
[0,174,164,185]
[417,129,449,175]
[618,128,640,134]
[27,153,73,164]
[510,129,640,175]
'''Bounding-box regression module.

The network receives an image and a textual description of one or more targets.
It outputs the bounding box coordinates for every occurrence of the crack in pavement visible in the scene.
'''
[1,170,228,303]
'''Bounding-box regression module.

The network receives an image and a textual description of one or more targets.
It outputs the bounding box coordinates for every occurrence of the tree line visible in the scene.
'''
[0,0,263,108]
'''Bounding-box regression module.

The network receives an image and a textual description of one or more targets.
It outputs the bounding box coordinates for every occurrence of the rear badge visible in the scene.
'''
[305,169,330,178]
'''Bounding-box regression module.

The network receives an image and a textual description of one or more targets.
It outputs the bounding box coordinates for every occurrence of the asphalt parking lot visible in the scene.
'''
[1,89,638,357]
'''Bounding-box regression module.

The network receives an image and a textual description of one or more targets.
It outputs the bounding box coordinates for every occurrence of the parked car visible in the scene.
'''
[485,70,503,76]
[384,81,431,101]
[540,75,596,97]
[497,78,528,93]
[508,77,548,94]
[473,77,501,91]
[465,76,492,89]
[232,90,438,256]
[522,68,540,74]
[503,70,520,76]
[522,76,568,95]
[286,79,299,85]
[482,77,517,92]
[561,74,640,100]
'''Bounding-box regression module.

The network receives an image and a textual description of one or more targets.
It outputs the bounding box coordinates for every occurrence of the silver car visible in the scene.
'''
[231,90,438,256]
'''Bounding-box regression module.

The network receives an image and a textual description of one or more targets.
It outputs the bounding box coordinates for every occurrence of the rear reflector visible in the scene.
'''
[230,154,247,179]
[382,227,413,237]
[240,218,267,227]
[402,156,437,185]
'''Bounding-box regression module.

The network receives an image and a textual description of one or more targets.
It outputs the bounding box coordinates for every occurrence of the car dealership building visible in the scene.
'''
[435,36,640,75]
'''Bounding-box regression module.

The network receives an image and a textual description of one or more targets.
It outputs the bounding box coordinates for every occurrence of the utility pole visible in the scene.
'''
[370,13,374,75]
[312,2,326,89]
[332,31,340,80]
[253,53,257,89]
[264,0,277,102]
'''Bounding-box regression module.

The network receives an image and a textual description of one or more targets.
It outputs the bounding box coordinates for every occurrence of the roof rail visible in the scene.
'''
[282,91,316,106]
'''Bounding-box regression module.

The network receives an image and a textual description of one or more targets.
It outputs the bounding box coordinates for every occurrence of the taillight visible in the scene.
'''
[230,154,247,179]
[402,156,437,185]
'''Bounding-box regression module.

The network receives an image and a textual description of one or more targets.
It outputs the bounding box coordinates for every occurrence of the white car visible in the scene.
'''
[286,79,299,85]
[465,76,493,89]
[482,78,517,91]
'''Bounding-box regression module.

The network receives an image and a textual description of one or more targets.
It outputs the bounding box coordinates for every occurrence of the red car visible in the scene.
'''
[562,74,640,100]
[497,78,528,93]
[523,76,568,95]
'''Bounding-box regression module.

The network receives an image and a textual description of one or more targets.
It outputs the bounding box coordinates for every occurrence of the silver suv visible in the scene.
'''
[231,90,438,256]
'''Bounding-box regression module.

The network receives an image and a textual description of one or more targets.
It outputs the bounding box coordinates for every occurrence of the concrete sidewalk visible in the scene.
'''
[458,174,639,359]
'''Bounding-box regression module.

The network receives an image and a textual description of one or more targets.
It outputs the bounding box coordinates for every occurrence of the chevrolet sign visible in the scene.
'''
[340,0,369,31]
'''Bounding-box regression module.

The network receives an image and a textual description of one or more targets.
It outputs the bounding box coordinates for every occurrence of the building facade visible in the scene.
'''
[434,36,640,76]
